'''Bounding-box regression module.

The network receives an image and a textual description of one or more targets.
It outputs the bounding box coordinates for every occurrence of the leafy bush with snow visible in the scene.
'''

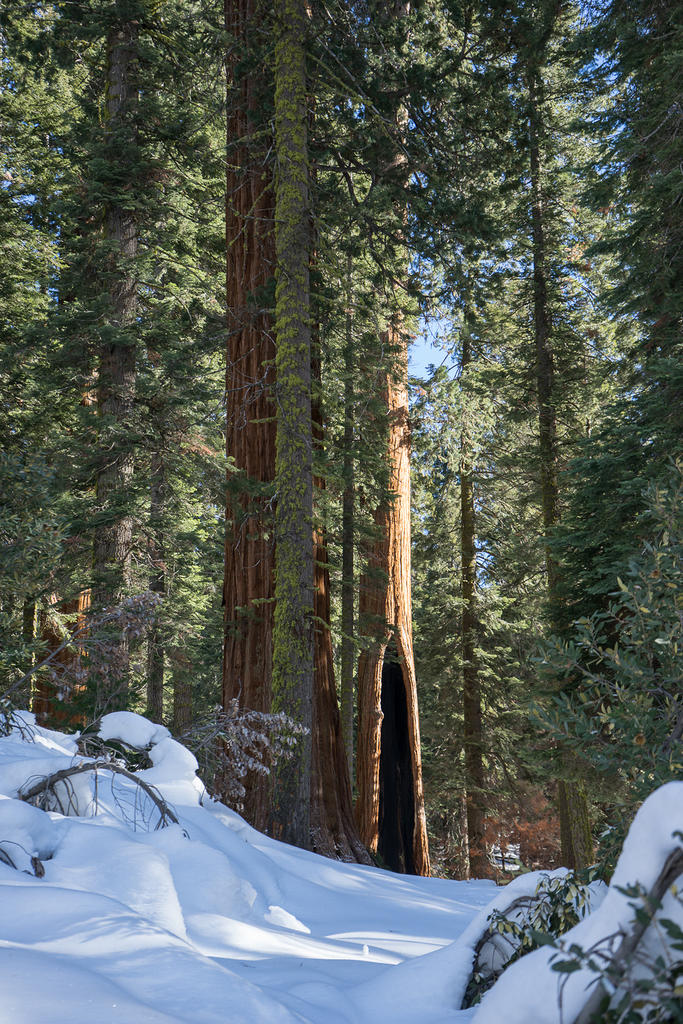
[179,700,308,811]
[546,877,683,1023]
[464,870,602,1008]
[472,784,683,1024]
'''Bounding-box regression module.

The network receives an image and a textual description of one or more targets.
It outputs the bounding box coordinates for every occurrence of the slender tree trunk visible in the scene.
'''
[310,341,371,863]
[460,326,488,878]
[222,0,277,828]
[92,21,138,709]
[529,71,593,872]
[340,254,355,784]
[172,665,193,736]
[34,590,91,727]
[22,602,36,705]
[270,0,313,848]
[147,451,165,723]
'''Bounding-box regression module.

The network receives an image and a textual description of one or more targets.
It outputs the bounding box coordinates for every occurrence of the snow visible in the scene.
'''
[98,710,172,749]
[0,712,498,1022]
[1,711,679,1023]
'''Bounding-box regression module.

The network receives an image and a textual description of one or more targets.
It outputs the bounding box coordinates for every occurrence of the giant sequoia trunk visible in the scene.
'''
[528,70,593,872]
[355,0,429,877]
[223,0,374,860]
[92,22,138,708]
[222,0,277,830]
[356,326,430,876]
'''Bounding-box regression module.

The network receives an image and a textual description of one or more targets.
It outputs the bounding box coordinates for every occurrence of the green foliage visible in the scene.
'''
[548,878,683,1023]
[463,869,600,1007]
[556,0,683,625]
[536,466,683,866]
[0,454,68,694]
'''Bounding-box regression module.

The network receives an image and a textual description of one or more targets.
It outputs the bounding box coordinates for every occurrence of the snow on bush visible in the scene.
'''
[472,782,683,1023]
[179,700,308,811]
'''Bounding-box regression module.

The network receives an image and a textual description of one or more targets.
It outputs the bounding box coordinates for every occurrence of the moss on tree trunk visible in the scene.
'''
[270,0,313,849]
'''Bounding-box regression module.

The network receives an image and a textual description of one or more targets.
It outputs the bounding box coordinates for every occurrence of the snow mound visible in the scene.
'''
[98,710,171,748]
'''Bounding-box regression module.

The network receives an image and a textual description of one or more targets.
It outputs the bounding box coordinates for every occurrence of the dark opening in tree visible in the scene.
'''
[378,647,416,874]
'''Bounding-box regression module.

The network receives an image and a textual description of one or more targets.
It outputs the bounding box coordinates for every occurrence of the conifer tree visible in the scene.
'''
[558,0,682,621]
[91,13,140,702]
[354,1,430,877]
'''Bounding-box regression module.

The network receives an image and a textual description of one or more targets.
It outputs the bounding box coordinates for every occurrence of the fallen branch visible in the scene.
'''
[0,841,45,877]
[20,760,180,831]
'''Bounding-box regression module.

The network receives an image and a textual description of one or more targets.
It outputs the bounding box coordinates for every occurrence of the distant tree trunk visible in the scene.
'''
[33,590,91,727]
[92,21,138,709]
[22,602,36,705]
[356,324,430,876]
[147,451,165,723]
[270,0,313,848]
[172,664,193,736]
[222,0,276,829]
[529,70,593,872]
[460,325,488,878]
[340,254,355,784]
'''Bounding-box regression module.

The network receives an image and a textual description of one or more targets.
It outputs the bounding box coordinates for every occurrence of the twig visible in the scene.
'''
[20,760,180,830]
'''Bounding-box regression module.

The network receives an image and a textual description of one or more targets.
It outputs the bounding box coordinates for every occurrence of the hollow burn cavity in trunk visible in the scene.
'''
[378,649,415,874]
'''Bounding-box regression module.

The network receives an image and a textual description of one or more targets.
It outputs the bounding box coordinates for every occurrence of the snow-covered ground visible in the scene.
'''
[1,711,680,1023]
[0,711,498,1023]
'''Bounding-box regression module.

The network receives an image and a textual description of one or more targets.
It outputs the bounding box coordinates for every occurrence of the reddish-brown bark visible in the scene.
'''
[222,0,277,830]
[310,356,370,864]
[33,590,91,728]
[356,328,430,876]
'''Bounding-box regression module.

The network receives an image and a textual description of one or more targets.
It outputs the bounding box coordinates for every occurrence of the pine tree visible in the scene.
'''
[557,0,683,621]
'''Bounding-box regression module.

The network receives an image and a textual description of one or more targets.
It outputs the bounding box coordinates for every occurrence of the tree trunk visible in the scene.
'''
[147,451,165,724]
[340,254,355,785]
[356,325,430,876]
[310,344,370,863]
[270,0,313,848]
[529,70,593,871]
[20,601,36,708]
[172,664,193,736]
[92,21,138,710]
[460,326,488,878]
[355,0,429,877]
[222,0,276,829]
[33,590,91,728]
